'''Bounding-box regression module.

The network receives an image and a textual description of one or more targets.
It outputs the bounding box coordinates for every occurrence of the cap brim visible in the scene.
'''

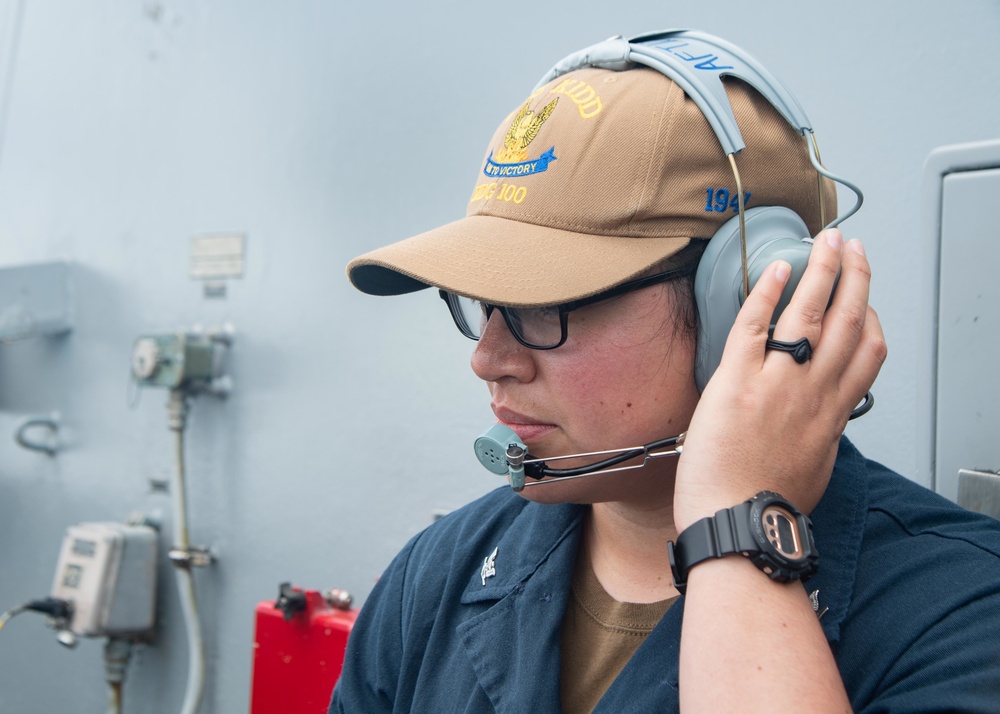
[347,215,691,307]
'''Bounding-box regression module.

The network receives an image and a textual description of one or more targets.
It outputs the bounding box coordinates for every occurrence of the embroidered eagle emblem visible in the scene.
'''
[494,98,559,163]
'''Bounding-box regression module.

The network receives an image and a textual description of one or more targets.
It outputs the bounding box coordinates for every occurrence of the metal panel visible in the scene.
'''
[935,167,1000,502]
[958,469,1000,520]
[0,261,72,340]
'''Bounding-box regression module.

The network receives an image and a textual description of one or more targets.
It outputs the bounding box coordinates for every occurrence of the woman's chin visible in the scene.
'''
[513,463,675,506]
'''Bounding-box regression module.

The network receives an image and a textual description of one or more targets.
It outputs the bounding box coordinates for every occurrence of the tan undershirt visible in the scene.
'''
[559,546,678,713]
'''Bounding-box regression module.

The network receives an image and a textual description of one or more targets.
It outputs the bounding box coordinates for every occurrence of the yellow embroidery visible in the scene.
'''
[549,78,602,118]
[470,182,527,205]
[494,98,559,163]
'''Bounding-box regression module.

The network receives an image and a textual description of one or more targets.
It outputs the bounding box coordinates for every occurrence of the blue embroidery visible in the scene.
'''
[483,147,557,178]
[705,187,751,214]
[651,38,734,71]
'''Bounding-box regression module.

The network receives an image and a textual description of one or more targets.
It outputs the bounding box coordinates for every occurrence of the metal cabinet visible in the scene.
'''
[920,141,1000,513]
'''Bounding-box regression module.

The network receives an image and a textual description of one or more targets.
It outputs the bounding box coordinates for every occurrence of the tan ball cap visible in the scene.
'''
[347,66,834,307]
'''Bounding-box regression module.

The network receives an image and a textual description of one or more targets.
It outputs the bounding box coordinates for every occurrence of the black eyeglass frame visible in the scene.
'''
[438,266,695,350]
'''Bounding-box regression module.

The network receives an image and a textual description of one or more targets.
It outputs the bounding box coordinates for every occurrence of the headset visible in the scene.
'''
[474,29,870,491]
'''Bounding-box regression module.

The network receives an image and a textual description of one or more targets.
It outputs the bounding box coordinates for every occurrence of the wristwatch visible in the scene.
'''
[668,491,818,595]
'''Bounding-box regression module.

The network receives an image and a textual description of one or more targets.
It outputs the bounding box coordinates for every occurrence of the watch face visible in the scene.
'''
[760,504,805,559]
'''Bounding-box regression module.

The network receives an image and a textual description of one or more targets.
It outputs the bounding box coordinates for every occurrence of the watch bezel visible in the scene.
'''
[747,492,818,581]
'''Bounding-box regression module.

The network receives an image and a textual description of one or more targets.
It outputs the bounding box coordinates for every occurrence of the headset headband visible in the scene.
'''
[535,29,813,157]
[535,27,864,297]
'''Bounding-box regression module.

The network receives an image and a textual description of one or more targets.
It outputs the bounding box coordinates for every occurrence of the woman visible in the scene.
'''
[332,35,1000,713]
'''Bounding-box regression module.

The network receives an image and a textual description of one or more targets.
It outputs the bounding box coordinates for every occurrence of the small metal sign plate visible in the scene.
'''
[190,233,245,280]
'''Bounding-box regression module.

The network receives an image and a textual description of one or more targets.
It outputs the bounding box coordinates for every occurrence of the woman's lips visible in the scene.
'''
[503,422,556,443]
[492,407,556,444]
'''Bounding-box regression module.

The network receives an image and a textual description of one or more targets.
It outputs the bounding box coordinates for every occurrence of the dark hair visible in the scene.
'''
[654,239,709,341]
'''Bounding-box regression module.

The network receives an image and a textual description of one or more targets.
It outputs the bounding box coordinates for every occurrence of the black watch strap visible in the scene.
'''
[668,503,757,595]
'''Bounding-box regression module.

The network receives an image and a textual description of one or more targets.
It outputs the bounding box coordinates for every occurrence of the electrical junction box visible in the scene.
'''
[131,332,217,389]
[250,587,359,713]
[50,522,158,637]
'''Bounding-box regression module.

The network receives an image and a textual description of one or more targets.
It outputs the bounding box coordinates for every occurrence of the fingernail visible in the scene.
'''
[774,260,790,283]
[825,229,843,250]
[848,239,866,256]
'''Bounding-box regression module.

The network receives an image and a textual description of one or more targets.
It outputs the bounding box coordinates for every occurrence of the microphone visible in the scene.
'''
[474,424,684,492]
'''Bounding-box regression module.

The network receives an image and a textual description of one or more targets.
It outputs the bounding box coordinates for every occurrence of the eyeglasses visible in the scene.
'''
[439,266,693,350]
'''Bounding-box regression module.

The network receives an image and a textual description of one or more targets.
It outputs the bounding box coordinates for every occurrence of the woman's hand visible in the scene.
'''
[673,229,887,531]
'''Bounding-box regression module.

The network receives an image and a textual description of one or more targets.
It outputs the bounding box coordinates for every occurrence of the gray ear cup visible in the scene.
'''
[694,206,813,392]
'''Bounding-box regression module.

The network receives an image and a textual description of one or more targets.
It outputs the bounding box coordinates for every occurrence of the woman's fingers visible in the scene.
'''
[766,232,884,411]
[715,259,792,377]
[838,304,888,410]
[814,239,872,370]
[769,228,844,352]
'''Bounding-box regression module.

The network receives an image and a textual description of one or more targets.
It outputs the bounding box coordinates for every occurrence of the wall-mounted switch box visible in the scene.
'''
[131,333,216,389]
[50,522,158,637]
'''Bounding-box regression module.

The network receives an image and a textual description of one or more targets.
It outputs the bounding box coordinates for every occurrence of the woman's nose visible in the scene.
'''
[470,310,536,384]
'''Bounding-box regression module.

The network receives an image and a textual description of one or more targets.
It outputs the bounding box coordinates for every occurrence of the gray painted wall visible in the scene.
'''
[0,1,996,711]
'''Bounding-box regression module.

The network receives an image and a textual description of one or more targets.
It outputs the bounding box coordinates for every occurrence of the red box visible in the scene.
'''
[250,587,359,714]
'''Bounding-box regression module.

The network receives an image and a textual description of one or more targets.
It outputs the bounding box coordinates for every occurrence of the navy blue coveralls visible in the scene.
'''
[331,438,1000,713]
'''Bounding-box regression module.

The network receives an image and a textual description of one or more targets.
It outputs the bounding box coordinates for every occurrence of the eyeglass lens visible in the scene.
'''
[451,294,563,348]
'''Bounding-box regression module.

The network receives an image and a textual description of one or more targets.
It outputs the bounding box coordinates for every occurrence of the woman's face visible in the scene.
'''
[470,282,702,506]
